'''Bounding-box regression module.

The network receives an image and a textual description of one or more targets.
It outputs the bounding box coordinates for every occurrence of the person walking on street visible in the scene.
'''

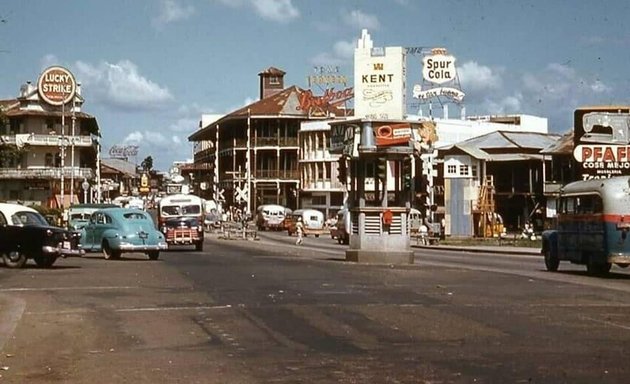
[296,217,304,245]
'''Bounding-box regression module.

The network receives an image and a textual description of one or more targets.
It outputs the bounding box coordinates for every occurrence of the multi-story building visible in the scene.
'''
[0,81,99,208]
[299,120,346,220]
[188,67,347,215]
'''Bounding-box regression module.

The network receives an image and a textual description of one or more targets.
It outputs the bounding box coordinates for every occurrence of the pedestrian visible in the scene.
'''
[295,217,304,245]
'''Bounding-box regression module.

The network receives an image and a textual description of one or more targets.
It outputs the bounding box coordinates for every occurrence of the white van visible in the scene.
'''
[286,209,325,237]
[256,204,287,231]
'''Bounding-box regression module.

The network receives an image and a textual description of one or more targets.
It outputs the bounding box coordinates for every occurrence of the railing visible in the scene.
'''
[254,137,298,147]
[254,170,299,179]
[1,134,95,147]
[0,167,94,179]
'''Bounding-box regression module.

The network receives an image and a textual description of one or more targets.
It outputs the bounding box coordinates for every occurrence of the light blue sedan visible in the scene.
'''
[80,208,168,260]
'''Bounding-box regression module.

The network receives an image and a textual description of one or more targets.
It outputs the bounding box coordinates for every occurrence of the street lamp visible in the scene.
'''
[82,179,89,203]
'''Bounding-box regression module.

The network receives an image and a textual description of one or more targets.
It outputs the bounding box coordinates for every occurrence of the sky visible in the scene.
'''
[1,0,629,171]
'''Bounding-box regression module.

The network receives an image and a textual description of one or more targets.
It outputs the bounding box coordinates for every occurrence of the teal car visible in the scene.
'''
[80,208,167,260]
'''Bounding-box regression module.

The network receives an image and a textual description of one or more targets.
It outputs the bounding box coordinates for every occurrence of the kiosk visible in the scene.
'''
[329,118,437,264]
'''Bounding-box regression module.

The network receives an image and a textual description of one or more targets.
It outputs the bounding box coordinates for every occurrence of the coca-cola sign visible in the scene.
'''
[109,145,139,158]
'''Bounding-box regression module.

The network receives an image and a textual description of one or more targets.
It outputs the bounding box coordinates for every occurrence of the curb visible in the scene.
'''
[412,244,541,256]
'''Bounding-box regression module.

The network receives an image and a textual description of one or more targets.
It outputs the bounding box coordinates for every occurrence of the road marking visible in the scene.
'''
[0,286,139,292]
[115,305,231,313]
[581,315,630,331]
[25,304,232,316]
[0,295,26,351]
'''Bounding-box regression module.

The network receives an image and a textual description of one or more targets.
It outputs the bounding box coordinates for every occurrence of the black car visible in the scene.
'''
[0,203,83,268]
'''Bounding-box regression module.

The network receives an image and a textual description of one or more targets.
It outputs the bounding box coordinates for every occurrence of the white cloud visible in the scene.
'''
[458,61,503,92]
[252,0,299,22]
[342,9,380,30]
[74,60,174,110]
[153,0,195,27]
[522,62,612,101]
[310,39,354,66]
[333,40,355,59]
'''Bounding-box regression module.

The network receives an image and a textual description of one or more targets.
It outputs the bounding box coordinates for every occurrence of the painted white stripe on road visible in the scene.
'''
[25,305,232,316]
[0,286,138,292]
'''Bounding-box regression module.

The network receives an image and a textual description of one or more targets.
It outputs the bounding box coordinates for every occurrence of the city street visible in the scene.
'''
[1,233,630,383]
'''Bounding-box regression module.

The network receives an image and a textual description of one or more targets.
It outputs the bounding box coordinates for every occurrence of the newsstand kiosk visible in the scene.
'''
[330,118,431,264]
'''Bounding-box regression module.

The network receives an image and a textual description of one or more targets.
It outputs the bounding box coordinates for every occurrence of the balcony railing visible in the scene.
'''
[254,170,299,180]
[1,134,95,147]
[0,167,95,180]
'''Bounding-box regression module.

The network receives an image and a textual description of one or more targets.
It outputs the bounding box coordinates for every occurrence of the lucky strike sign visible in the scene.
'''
[37,66,76,106]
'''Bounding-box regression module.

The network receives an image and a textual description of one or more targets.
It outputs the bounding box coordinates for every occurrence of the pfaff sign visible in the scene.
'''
[422,53,456,85]
[37,66,77,106]
[574,144,630,179]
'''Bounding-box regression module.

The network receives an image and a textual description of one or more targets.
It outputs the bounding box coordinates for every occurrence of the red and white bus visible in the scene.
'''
[157,194,204,251]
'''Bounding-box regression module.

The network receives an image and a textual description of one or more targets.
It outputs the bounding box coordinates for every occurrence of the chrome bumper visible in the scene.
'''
[42,245,85,258]
[119,243,168,252]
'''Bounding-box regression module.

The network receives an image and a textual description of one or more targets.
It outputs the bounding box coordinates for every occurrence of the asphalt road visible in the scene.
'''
[1,232,630,383]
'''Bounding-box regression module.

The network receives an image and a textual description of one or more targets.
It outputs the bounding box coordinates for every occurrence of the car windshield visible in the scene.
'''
[11,211,49,226]
[123,212,149,221]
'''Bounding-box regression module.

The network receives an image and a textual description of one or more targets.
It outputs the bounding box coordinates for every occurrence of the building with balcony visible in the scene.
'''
[188,67,347,214]
[0,81,99,208]
[299,120,346,219]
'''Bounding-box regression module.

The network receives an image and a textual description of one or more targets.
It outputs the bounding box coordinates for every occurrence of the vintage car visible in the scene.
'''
[67,203,118,230]
[79,207,167,260]
[161,216,204,251]
[0,202,83,268]
[284,209,326,238]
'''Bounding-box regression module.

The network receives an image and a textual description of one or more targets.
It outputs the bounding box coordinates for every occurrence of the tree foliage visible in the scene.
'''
[141,156,154,172]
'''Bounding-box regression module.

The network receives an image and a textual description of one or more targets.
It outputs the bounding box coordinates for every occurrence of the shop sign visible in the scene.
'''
[574,144,630,180]
[375,123,412,146]
[422,52,457,85]
[109,145,139,158]
[413,85,465,102]
[37,66,76,106]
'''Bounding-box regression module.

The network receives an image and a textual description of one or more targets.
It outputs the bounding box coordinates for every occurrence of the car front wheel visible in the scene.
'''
[2,251,28,268]
[34,256,57,268]
[147,251,159,260]
[102,242,121,260]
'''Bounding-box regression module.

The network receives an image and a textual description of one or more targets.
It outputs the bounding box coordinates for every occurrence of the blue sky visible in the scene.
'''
[1,0,629,171]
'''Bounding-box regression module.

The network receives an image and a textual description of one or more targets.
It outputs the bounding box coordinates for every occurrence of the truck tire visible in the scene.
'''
[543,248,559,272]
[586,258,611,275]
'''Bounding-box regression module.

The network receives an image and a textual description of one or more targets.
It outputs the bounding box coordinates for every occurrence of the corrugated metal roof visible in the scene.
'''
[457,130,561,150]
[189,85,349,141]
[540,130,573,154]
[101,158,138,176]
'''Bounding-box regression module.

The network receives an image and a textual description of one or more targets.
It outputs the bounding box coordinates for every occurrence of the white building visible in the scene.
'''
[0,80,100,208]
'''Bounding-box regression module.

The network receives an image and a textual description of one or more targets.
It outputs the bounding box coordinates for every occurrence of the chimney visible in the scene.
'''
[258,67,286,100]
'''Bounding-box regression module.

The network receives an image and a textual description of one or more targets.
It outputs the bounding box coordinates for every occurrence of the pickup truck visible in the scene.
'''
[0,203,83,268]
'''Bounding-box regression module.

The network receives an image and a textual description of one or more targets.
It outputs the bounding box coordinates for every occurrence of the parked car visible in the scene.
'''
[80,207,167,260]
[0,202,83,268]
[161,216,204,251]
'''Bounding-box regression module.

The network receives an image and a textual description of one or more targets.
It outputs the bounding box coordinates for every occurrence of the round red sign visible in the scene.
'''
[37,66,76,106]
